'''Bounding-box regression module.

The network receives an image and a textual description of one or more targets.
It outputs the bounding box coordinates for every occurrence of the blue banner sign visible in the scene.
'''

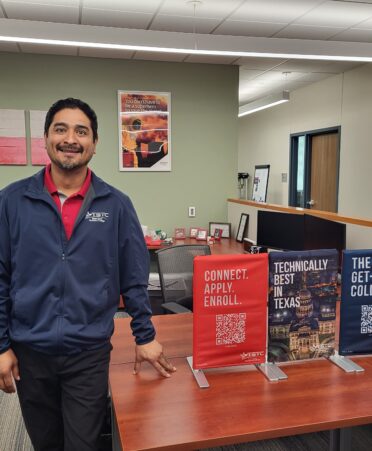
[340,250,372,355]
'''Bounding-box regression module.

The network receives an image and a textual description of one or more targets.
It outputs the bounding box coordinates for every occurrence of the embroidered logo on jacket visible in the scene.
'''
[85,211,109,223]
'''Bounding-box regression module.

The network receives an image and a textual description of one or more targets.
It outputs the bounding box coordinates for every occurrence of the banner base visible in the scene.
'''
[328,353,365,373]
[256,362,288,381]
[187,356,210,388]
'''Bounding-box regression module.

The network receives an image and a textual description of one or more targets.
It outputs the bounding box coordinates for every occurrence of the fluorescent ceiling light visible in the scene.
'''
[238,92,290,117]
[1,35,372,62]
[2,19,372,62]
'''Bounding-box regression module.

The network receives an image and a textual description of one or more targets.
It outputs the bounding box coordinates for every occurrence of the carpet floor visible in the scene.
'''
[0,391,32,451]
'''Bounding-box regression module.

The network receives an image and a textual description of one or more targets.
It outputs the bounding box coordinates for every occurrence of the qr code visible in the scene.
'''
[361,305,372,334]
[216,313,246,345]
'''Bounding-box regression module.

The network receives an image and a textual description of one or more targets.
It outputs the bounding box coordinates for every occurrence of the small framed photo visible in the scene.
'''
[174,227,186,240]
[213,228,223,241]
[236,214,249,242]
[209,222,231,239]
[196,228,208,241]
[189,227,199,238]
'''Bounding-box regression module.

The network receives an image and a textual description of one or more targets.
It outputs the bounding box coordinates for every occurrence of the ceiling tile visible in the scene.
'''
[82,8,152,28]
[150,14,220,33]
[4,0,78,5]
[84,0,162,13]
[274,24,344,40]
[273,59,361,73]
[20,43,78,56]
[239,85,279,104]
[330,28,372,42]
[231,0,324,23]
[3,1,79,23]
[0,42,20,52]
[254,71,295,82]
[294,1,372,27]
[236,57,288,70]
[184,54,237,64]
[355,16,372,29]
[213,20,287,37]
[133,51,186,62]
[159,0,242,19]
[296,72,334,82]
[79,47,135,59]
[239,69,267,80]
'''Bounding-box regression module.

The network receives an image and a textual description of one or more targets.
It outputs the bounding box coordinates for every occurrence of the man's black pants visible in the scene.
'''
[12,342,112,451]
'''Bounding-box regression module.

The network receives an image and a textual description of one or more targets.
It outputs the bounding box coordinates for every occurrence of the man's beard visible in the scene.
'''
[51,144,92,170]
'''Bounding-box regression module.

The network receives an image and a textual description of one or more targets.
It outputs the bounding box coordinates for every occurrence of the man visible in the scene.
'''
[0,98,176,451]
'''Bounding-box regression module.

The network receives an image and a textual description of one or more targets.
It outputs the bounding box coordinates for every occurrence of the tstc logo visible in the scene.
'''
[85,211,109,223]
[240,351,264,361]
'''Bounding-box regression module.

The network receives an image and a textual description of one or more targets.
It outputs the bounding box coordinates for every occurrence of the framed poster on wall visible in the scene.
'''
[252,164,270,202]
[118,91,171,172]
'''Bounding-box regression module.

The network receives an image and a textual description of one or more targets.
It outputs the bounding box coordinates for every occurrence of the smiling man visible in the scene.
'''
[0,98,175,451]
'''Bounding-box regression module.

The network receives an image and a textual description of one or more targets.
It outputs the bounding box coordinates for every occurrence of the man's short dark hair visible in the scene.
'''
[44,98,98,142]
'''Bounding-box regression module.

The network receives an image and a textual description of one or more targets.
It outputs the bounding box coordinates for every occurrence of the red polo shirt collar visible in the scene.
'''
[44,164,91,198]
[44,164,92,239]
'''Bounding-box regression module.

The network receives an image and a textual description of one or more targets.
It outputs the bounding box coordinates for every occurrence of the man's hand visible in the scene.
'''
[134,339,176,378]
[0,349,20,393]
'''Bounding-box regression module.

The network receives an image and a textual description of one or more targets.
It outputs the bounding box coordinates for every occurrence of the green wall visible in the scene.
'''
[0,52,238,235]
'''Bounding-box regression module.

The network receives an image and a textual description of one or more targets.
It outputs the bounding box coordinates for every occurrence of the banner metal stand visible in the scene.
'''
[187,356,210,388]
[256,362,288,381]
[328,352,364,373]
[187,356,288,387]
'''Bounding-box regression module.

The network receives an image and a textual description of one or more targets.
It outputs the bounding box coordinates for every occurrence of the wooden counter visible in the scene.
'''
[110,315,372,451]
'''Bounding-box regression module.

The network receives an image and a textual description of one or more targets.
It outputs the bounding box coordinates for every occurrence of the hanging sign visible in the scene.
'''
[340,249,372,355]
[268,249,338,362]
[193,253,268,369]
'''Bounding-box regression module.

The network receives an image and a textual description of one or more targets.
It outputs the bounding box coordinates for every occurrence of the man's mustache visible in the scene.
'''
[56,144,84,153]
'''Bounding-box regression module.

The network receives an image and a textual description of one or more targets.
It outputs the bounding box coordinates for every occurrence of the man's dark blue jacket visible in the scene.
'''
[0,168,155,355]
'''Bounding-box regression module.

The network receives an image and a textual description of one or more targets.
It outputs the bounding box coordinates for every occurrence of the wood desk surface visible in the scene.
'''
[110,315,372,451]
[111,315,192,365]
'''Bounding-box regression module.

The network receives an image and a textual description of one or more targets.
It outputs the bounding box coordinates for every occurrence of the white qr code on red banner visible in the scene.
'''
[216,313,246,345]
[361,305,372,334]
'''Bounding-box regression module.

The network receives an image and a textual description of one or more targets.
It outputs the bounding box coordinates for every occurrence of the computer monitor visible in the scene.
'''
[257,210,346,259]
[304,214,346,257]
[256,210,304,251]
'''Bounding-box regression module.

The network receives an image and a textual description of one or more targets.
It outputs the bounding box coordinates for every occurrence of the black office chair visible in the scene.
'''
[156,244,211,314]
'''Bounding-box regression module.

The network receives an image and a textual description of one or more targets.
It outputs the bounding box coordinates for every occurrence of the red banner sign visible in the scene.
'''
[193,253,268,369]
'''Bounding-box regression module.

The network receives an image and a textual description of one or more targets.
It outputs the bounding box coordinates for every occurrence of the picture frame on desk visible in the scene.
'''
[236,214,249,242]
[213,228,223,241]
[209,222,231,239]
[196,228,208,241]
[189,227,199,238]
[174,227,186,240]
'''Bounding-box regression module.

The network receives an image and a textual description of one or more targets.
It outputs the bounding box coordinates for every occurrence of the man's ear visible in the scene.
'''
[44,133,48,148]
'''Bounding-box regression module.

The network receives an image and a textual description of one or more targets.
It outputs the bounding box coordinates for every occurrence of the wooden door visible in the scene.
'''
[309,133,338,212]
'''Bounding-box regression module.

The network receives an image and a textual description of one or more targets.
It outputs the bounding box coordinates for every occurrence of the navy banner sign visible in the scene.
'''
[268,249,338,362]
[340,250,372,355]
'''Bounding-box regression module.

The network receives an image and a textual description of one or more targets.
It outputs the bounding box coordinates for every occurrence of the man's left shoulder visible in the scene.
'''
[92,173,132,207]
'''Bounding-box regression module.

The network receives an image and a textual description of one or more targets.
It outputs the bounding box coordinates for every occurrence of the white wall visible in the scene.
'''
[338,65,372,217]
[238,64,372,220]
